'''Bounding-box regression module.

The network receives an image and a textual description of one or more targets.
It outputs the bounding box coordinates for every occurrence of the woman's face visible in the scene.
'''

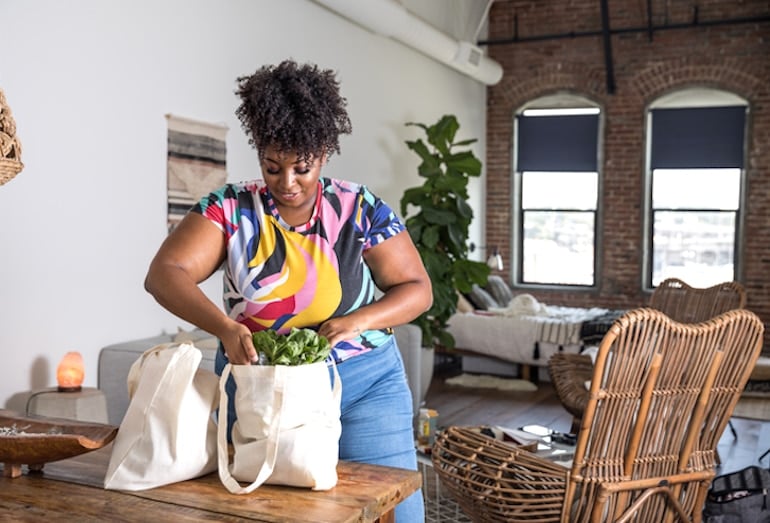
[260,145,325,217]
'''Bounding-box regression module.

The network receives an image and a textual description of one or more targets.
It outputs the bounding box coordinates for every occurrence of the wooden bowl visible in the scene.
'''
[0,409,118,478]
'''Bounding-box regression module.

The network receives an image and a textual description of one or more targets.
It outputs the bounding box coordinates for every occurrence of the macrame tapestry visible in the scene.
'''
[166,114,227,232]
[0,88,24,186]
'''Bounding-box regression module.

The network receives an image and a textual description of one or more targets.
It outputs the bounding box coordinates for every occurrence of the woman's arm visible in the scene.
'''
[317,230,432,346]
[144,213,258,364]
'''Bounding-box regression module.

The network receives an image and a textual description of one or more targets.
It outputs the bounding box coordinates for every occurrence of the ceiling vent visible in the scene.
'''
[455,41,483,68]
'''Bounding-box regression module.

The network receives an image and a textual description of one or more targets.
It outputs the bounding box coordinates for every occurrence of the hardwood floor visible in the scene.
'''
[423,358,770,475]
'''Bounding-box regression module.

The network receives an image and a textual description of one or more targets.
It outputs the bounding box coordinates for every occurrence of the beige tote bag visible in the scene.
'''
[217,361,342,494]
[104,342,219,490]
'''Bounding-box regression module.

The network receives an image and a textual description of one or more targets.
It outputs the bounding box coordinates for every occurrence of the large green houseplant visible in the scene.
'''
[400,114,490,350]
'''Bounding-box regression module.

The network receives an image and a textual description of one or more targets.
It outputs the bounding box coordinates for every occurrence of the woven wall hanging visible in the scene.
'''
[0,88,24,186]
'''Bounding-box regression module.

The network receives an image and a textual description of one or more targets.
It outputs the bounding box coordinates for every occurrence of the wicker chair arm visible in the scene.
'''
[432,426,569,522]
[548,352,594,419]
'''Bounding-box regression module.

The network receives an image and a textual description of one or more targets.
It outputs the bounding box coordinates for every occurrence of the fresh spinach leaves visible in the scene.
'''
[251,328,332,366]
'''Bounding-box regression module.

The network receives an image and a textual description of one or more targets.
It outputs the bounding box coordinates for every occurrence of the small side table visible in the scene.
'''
[26,387,109,424]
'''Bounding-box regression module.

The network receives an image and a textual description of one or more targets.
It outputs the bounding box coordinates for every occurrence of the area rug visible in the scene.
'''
[422,463,471,523]
[445,373,538,392]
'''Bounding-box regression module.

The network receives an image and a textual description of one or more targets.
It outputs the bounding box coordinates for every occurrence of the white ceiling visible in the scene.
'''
[400,0,493,42]
[313,0,502,84]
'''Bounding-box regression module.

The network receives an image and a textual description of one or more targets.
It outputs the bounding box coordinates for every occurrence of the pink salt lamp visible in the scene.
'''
[57,351,85,392]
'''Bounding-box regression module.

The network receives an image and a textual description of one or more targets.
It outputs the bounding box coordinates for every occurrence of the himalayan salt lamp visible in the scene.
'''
[57,351,85,392]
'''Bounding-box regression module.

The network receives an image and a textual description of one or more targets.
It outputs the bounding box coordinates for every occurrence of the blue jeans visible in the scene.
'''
[216,336,425,523]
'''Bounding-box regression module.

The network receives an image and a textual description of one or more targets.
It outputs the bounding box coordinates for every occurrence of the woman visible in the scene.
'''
[145,59,432,521]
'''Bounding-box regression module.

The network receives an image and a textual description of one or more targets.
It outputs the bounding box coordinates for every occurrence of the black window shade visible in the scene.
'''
[517,114,599,172]
[650,106,746,169]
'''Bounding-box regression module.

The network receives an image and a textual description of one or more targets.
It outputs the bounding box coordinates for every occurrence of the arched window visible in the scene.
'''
[644,88,747,287]
[513,94,601,286]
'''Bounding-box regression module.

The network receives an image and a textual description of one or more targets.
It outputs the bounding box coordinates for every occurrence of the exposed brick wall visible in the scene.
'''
[485,1,770,350]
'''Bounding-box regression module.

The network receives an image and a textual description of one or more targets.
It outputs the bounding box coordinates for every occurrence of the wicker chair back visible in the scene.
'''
[549,279,747,429]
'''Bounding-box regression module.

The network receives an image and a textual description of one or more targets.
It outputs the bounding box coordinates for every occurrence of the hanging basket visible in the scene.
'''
[0,88,24,186]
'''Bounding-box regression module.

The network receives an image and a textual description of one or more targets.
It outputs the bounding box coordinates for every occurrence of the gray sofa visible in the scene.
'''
[98,324,424,426]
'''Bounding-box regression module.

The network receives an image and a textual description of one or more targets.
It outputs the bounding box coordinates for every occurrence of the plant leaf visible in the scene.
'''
[422,207,457,226]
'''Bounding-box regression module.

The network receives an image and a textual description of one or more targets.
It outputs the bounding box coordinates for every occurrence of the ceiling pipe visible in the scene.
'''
[313,0,503,86]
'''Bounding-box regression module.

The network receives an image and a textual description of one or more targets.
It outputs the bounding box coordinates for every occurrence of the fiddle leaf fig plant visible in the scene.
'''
[400,115,490,349]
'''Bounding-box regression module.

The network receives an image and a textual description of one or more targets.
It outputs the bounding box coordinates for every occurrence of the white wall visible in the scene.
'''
[0,0,487,409]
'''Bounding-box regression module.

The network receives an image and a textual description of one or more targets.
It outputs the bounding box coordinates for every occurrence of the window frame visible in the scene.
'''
[642,88,748,290]
[512,94,603,289]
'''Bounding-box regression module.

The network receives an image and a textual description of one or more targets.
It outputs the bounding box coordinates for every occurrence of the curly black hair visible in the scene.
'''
[235,60,352,164]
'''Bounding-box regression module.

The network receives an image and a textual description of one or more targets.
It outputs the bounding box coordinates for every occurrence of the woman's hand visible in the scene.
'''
[218,320,259,364]
[318,316,363,348]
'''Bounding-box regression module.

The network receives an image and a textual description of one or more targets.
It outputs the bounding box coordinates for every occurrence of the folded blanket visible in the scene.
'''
[579,309,626,344]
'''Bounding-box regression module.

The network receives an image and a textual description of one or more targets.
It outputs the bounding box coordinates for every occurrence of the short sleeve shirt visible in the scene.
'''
[191,177,405,362]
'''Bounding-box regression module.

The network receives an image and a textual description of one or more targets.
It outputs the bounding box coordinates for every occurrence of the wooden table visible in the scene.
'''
[0,445,421,522]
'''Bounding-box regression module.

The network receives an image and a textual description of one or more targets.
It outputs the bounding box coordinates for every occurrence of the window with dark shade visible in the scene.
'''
[645,92,746,288]
[513,104,600,287]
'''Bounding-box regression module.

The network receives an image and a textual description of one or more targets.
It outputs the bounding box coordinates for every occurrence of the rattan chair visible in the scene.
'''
[648,278,747,324]
[548,278,747,432]
[433,308,764,523]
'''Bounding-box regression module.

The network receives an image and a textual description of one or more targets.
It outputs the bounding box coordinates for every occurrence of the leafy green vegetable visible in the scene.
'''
[251,328,332,366]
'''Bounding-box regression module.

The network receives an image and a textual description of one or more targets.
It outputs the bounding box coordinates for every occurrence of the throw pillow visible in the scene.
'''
[468,284,499,310]
[485,275,513,307]
[456,292,475,313]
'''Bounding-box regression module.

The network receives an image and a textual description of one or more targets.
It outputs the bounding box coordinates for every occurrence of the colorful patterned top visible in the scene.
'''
[192,177,405,363]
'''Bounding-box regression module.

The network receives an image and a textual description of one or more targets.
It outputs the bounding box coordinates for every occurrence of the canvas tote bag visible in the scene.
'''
[104,342,219,490]
[217,361,342,494]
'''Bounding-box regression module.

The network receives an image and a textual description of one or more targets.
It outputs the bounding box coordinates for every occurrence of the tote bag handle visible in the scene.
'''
[217,363,283,494]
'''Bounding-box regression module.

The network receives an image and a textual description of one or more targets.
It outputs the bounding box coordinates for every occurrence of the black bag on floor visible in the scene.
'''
[703,465,770,523]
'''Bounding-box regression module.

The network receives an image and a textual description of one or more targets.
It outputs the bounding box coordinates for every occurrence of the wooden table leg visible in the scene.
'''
[3,463,22,478]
